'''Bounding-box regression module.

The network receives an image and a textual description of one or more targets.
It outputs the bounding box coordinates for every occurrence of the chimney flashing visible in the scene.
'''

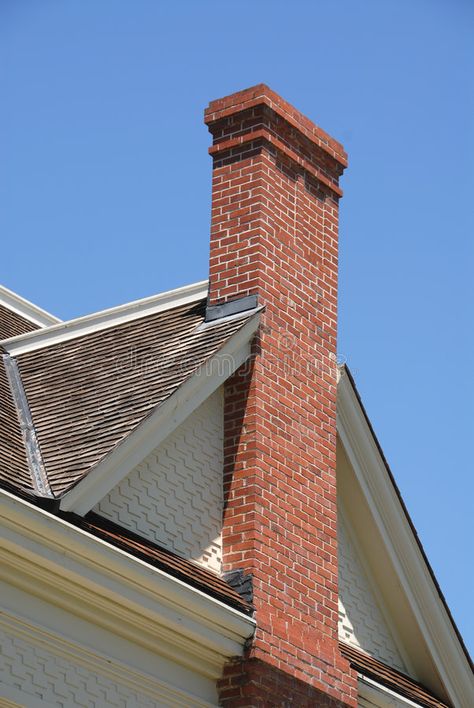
[205,293,258,323]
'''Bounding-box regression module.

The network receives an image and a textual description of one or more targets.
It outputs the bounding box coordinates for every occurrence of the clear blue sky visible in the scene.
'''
[1,1,473,656]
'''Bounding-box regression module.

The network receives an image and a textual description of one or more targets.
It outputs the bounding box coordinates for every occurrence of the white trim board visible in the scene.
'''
[1,280,209,355]
[0,608,216,707]
[0,487,255,682]
[0,284,61,328]
[60,312,261,515]
[358,676,425,707]
[337,367,473,707]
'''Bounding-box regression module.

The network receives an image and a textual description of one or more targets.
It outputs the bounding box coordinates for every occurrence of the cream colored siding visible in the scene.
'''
[0,580,218,708]
[94,388,224,572]
[338,512,405,672]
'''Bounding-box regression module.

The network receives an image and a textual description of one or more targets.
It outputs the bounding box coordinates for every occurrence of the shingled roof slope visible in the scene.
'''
[340,642,450,708]
[0,304,40,491]
[71,511,253,614]
[0,357,33,491]
[10,298,254,496]
[0,303,40,340]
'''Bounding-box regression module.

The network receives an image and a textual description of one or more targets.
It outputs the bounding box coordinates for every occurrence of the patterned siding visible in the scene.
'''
[95,389,224,572]
[0,629,158,708]
[338,513,406,672]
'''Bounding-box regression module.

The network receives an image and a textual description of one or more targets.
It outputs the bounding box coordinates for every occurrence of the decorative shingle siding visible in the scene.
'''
[0,628,159,708]
[95,388,224,572]
[338,512,405,672]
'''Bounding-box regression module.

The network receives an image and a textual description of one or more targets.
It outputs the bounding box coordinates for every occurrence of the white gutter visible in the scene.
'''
[0,488,255,679]
[0,284,61,327]
[1,280,209,355]
[358,675,425,707]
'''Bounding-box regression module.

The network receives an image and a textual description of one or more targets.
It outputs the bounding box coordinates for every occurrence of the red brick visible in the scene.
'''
[206,85,356,705]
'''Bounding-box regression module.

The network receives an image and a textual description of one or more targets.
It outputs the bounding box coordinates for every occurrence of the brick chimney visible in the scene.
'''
[205,85,357,706]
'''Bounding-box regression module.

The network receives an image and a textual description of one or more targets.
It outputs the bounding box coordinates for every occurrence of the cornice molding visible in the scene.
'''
[0,488,255,681]
[0,611,215,707]
[337,370,473,706]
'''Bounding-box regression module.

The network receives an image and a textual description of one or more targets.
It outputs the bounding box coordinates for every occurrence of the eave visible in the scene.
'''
[337,366,473,706]
[1,280,208,355]
[59,309,261,514]
[0,487,255,680]
[0,284,61,328]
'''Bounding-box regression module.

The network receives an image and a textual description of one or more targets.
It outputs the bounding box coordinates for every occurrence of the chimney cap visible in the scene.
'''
[204,83,347,167]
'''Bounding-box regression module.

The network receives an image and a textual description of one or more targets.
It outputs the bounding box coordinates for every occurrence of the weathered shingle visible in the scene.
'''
[0,356,33,491]
[0,304,39,340]
[0,305,39,491]
[15,298,254,495]
[70,511,253,614]
[340,642,450,708]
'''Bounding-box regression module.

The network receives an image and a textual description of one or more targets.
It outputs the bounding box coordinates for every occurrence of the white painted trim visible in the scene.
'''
[0,609,215,707]
[358,675,424,707]
[1,280,209,355]
[338,502,415,678]
[337,370,474,707]
[60,312,260,515]
[0,488,255,681]
[0,284,60,328]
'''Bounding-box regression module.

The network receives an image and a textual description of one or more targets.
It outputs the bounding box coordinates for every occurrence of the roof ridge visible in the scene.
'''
[1,280,209,356]
[0,284,61,327]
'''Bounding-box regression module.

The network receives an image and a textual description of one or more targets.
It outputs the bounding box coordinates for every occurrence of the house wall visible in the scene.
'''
[338,511,405,673]
[0,579,218,707]
[94,388,224,572]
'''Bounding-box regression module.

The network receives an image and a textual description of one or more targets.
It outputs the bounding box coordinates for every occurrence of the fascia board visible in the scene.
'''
[337,372,474,706]
[358,676,424,707]
[0,284,61,327]
[0,610,216,707]
[60,312,260,515]
[0,488,255,678]
[1,280,209,355]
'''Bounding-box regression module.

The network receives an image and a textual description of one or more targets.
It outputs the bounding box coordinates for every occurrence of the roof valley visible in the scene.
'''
[2,351,52,497]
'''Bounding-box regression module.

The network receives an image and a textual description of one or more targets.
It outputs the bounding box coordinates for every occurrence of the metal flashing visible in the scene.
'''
[222,569,254,606]
[205,294,258,323]
[2,353,52,497]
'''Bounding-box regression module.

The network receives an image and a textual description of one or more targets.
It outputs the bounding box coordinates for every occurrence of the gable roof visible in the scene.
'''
[340,642,449,708]
[0,284,60,330]
[337,365,473,705]
[0,303,40,341]
[0,283,259,499]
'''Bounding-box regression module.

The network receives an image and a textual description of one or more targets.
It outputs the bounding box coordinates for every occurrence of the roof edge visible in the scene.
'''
[0,485,256,676]
[340,641,450,707]
[1,280,209,356]
[337,365,473,705]
[0,284,61,328]
[59,311,261,514]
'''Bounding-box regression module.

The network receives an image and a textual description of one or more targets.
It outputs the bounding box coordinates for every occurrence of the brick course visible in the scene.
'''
[205,84,357,706]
